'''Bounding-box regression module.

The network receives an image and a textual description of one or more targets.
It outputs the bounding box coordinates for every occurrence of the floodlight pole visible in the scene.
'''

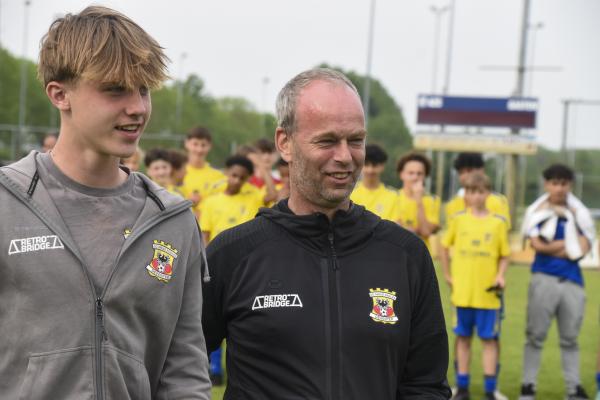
[14,0,31,160]
[435,0,455,200]
[362,0,376,129]
[505,0,531,226]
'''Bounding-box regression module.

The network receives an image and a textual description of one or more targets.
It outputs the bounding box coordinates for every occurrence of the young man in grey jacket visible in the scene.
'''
[0,6,211,399]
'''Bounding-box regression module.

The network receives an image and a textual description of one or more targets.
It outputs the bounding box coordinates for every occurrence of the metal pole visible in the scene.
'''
[362,0,376,129]
[560,100,570,155]
[526,22,544,96]
[505,0,531,227]
[15,0,31,160]
[174,52,187,134]
[436,0,455,200]
[430,6,448,93]
[260,76,269,136]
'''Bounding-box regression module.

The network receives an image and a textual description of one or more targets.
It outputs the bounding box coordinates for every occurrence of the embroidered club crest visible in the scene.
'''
[369,288,398,324]
[146,240,178,283]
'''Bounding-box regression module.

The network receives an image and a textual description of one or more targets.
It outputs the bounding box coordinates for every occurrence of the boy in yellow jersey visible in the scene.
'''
[441,173,510,400]
[351,143,400,221]
[181,126,226,217]
[396,152,440,248]
[446,152,511,229]
[201,155,273,243]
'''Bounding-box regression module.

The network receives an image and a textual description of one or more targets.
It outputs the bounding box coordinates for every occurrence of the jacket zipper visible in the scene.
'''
[327,230,341,400]
[96,298,106,400]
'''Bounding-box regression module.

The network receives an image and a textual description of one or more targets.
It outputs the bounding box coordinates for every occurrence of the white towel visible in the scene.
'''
[521,193,596,260]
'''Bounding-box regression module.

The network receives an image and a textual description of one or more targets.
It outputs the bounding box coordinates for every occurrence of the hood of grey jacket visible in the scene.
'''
[0,151,211,399]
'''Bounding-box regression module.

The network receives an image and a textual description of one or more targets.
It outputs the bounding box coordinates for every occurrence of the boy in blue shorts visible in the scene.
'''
[441,173,510,400]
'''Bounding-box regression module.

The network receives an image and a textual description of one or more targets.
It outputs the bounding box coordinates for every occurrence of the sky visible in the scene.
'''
[1,0,599,150]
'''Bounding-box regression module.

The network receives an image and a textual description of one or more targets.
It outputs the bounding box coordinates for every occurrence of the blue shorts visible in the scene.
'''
[453,307,501,339]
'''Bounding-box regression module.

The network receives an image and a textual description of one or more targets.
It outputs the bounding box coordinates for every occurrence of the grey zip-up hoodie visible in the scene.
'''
[0,152,211,400]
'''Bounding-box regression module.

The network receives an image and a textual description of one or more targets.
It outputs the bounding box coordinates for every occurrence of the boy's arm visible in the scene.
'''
[440,246,452,289]
[494,256,509,289]
[530,236,567,258]
[157,247,211,399]
[260,165,277,204]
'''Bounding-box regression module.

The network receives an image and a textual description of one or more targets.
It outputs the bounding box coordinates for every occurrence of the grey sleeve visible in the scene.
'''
[155,249,211,399]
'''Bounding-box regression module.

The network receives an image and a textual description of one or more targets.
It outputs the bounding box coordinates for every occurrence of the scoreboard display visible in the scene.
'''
[417,94,538,129]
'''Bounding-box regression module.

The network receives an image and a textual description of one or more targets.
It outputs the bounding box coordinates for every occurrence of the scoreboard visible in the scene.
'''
[417,94,538,129]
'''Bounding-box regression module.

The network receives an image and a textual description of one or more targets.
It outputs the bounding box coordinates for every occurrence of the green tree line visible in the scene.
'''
[2,46,598,207]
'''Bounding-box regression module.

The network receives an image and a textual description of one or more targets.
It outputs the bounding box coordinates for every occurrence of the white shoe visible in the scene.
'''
[494,390,509,400]
[595,391,600,400]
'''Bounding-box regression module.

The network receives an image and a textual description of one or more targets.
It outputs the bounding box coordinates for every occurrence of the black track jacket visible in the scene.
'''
[202,200,451,400]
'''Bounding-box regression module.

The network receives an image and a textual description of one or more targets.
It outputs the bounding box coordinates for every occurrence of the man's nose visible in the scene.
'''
[333,141,353,164]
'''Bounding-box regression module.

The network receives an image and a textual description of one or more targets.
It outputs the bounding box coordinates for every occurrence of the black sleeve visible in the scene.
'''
[397,239,451,400]
[201,238,228,353]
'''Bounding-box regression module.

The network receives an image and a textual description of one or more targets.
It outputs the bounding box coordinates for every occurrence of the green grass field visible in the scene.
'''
[210,263,600,399]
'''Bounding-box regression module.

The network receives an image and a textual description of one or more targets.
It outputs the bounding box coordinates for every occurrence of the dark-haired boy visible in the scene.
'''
[350,143,400,221]
[248,138,281,188]
[182,126,226,216]
[0,6,210,398]
[441,173,510,400]
[518,164,595,400]
[144,147,173,189]
[446,152,510,228]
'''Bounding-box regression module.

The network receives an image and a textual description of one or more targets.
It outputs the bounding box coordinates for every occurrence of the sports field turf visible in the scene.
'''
[211,263,600,399]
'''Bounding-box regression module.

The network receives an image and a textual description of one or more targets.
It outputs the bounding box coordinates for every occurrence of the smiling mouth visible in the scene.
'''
[326,172,352,180]
[115,124,142,133]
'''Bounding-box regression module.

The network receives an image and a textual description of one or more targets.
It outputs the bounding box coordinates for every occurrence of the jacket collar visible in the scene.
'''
[258,199,380,255]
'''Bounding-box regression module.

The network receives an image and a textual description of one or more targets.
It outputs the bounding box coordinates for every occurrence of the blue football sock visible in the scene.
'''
[484,375,497,394]
[457,373,470,390]
[596,372,600,390]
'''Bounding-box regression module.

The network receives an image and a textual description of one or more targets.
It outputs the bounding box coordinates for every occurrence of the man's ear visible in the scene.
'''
[275,127,292,163]
[46,81,71,111]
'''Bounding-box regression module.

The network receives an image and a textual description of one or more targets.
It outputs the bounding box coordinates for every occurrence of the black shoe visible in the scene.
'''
[452,388,470,400]
[518,383,536,400]
[567,385,589,400]
[210,373,223,386]
[483,392,496,400]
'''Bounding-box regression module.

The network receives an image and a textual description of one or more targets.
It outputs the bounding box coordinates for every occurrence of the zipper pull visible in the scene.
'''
[327,231,339,271]
[96,298,108,341]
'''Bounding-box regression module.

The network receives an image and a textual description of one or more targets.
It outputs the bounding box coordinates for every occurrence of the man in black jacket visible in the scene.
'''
[202,67,451,400]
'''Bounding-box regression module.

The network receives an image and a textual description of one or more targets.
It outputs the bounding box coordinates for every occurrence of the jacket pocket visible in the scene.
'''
[103,345,151,400]
[18,346,94,400]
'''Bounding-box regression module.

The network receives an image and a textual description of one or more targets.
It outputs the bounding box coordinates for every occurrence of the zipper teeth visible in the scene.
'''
[96,298,105,400]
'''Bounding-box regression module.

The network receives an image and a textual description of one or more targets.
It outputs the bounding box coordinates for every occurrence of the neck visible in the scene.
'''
[188,155,206,168]
[225,186,239,196]
[402,186,414,197]
[471,206,488,216]
[287,191,350,221]
[362,178,380,190]
[50,141,126,189]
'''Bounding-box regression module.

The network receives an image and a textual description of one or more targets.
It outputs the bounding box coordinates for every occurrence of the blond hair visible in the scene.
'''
[38,6,169,90]
[464,172,492,192]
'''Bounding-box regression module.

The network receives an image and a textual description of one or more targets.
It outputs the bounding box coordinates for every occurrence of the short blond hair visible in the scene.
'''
[38,6,169,90]
[464,172,492,192]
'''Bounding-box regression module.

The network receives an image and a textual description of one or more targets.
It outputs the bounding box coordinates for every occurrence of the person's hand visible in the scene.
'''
[494,275,505,290]
[190,191,201,207]
[411,180,424,200]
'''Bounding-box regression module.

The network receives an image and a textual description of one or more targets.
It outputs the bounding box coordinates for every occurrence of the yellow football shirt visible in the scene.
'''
[181,162,226,213]
[397,189,440,248]
[445,191,511,229]
[350,182,400,221]
[442,211,510,309]
[200,188,264,242]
